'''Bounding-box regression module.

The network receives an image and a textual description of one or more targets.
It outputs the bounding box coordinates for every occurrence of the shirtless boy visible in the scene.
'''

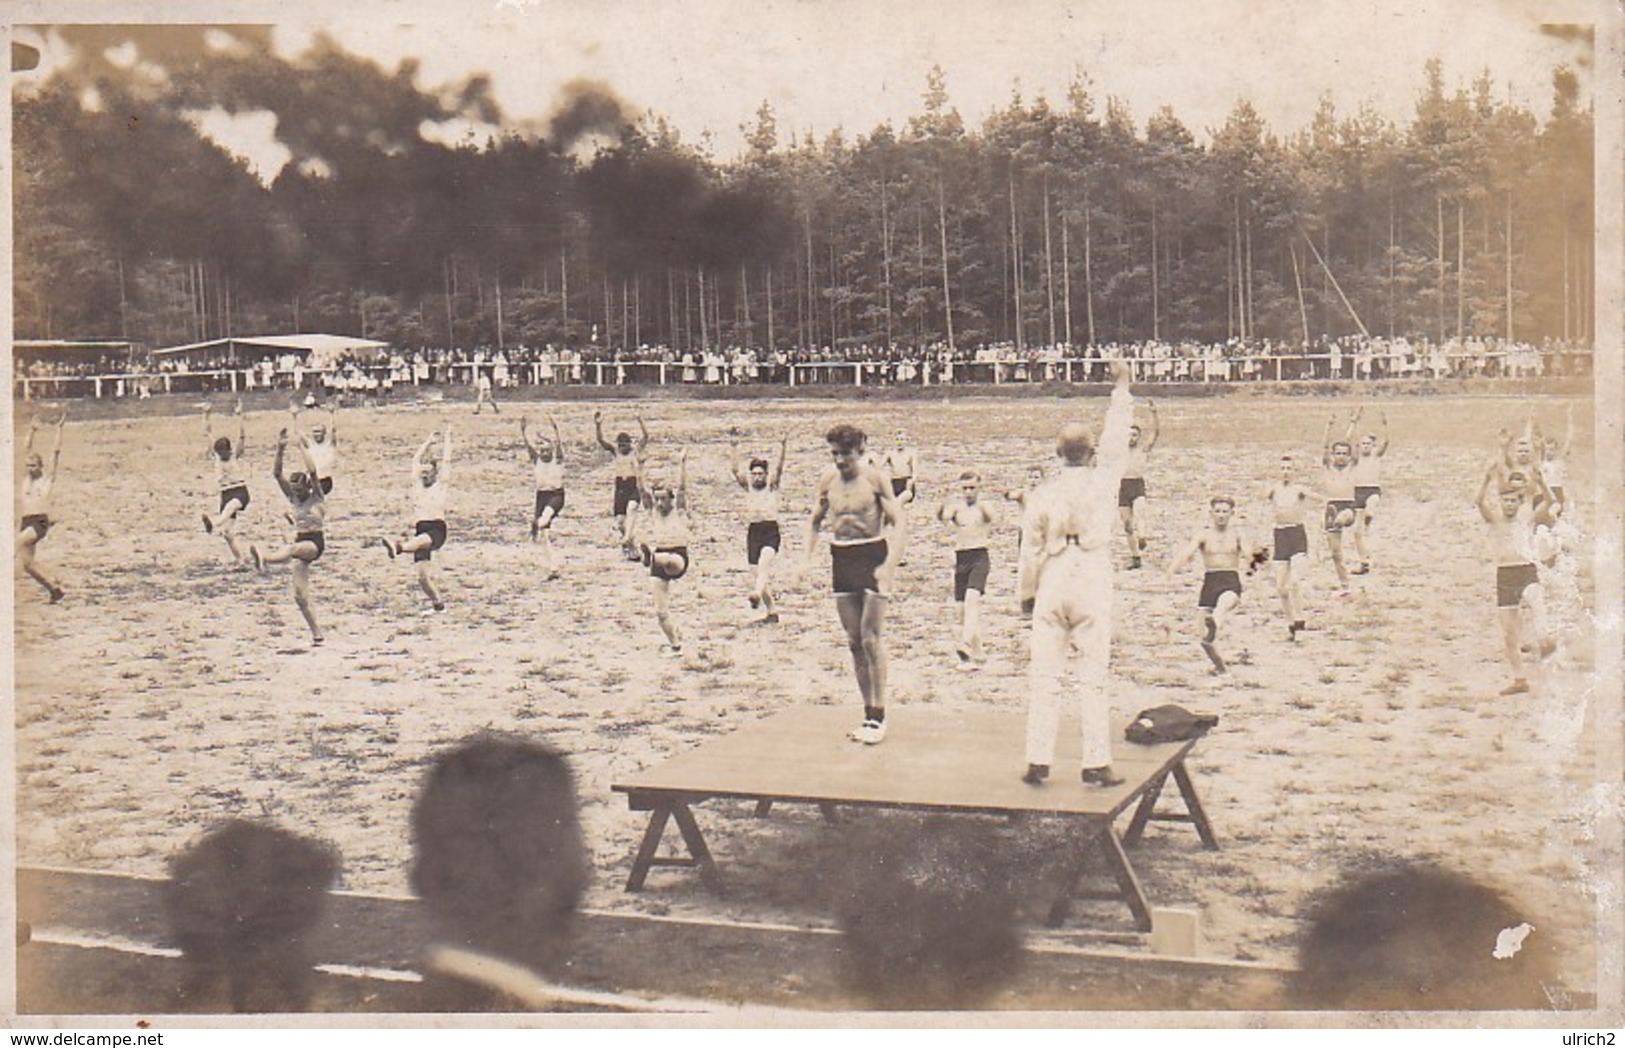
[937,471,996,665]
[1168,496,1256,674]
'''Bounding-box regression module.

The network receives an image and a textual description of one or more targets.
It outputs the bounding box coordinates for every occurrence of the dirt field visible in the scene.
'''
[10,387,1604,1000]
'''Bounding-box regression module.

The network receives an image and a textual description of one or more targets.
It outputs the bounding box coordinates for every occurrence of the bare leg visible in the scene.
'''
[1197,608,1226,674]
[652,575,681,648]
[416,561,444,609]
[835,593,874,705]
[757,546,778,619]
[1499,606,1526,689]
[961,588,984,660]
[1326,532,1350,589]
[859,592,889,710]
[290,559,323,643]
[17,534,62,599]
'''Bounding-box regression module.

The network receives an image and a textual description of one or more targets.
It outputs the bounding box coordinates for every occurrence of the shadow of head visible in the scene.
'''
[1290,862,1561,1010]
[830,817,1024,1010]
[164,820,341,1012]
[410,734,587,977]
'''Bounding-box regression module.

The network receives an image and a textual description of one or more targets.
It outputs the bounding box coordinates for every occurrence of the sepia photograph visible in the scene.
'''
[5,0,1621,1029]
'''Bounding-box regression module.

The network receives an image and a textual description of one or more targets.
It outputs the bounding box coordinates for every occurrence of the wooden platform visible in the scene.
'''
[611,705,1217,930]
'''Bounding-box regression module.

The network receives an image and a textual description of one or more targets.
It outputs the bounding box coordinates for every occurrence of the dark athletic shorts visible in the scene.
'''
[649,545,689,581]
[319,476,334,496]
[1324,500,1356,533]
[891,477,912,497]
[832,538,888,595]
[414,519,448,562]
[295,530,325,562]
[747,520,781,565]
[1497,562,1539,608]
[220,485,251,512]
[20,514,50,541]
[1198,570,1242,610]
[1272,524,1308,562]
[1354,486,1381,511]
[1118,476,1147,508]
[954,547,991,601]
[613,476,639,517]
[534,488,565,524]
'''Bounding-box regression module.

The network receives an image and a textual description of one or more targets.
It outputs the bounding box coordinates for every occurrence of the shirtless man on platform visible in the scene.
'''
[807,424,902,744]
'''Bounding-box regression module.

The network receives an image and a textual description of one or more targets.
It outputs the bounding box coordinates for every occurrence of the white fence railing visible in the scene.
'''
[12,349,1593,400]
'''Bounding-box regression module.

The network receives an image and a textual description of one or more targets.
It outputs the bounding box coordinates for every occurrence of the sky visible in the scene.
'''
[10,0,1607,182]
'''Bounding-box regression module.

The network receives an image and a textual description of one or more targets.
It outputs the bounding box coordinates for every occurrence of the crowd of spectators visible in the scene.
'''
[14,335,1594,399]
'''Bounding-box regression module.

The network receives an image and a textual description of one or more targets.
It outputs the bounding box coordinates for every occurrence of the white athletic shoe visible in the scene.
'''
[849,719,887,745]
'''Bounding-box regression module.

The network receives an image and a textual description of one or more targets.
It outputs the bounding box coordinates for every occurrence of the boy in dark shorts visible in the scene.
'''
[595,411,649,560]
[1169,496,1255,675]
[372,425,453,615]
[249,430,327,646]
[1477,458,1557,695]
[637,450,691,655]
[1264,454,1318,640]
[202,400,253,567]
[520,415,566,579]
[807,424,902,744]
[1320,421,1358,591]
[17,411,67,603]
[1118,398,1158,569]
[937,470,996,665]
[731,435,787,623]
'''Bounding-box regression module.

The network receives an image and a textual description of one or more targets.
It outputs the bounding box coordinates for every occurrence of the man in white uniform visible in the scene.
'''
[1018,362,1133,787]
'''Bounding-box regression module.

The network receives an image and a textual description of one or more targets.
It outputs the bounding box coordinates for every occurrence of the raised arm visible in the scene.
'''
[1561,403,1574,457]
[325,403,338,448]
[1375,410,1390,456]
[637,416,651,452]
[1476,461,1498,523]
[1143,399,1160,453]
[550,417,562,463]
[519,416,540,460]
[1344,406,1362,443]
[235,398,246,458]
[593,411,615,453]
[1322,416,1336,466]
[772,435,788,489]
[273,429,295,499]
[414,432,437,475]
[675,447,689,512]
[729,443,748,488]
[201,404,214,450]
[440,425,453,479]
[1094,361,1136,482]
[48,412,67,476]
